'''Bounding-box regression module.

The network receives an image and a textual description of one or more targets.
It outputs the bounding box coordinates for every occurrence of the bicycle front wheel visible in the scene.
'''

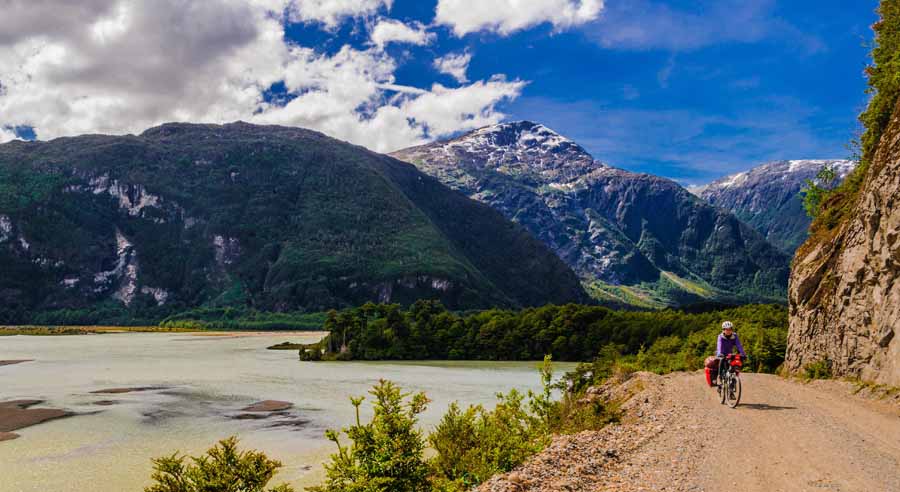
[726,374,742,408]
[720,374,727,404]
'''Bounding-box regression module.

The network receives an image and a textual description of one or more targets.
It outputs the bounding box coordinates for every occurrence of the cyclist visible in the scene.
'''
[716,321,747,386]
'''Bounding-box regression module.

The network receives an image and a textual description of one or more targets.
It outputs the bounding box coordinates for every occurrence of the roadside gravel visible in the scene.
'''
[478,372,900,492]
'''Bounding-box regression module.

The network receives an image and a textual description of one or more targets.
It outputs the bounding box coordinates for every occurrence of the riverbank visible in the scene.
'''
[0,325,199,336]
[0,326,327,337]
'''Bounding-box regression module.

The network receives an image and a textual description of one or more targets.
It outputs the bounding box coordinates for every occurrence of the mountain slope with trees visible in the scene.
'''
[392,122,790,308]
[695,159,857,253]
[0,122,587,323]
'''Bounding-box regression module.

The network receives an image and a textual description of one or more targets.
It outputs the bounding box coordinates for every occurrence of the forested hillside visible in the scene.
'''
[0,122,587,324]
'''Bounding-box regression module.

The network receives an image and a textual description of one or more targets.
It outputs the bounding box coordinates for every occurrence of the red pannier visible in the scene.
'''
[704,356,719,387]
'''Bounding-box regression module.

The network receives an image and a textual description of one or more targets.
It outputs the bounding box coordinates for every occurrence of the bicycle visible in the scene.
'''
[717,354,744,408]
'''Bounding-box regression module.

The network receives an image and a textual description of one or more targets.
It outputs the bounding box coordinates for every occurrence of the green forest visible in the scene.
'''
[300,301,788,375]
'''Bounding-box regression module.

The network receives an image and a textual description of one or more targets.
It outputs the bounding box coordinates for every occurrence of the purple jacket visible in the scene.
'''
[716,332,746,358]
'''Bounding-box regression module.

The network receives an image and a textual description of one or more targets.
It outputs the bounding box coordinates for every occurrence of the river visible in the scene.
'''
[0,332,574,491]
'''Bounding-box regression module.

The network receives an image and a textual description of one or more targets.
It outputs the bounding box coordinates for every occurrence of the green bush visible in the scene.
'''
[307,356,621,492]
[145,437,294,492]
[800,165,839,218]
[428,389,547,491]
[803,359,833,380]
[309,380,431,492]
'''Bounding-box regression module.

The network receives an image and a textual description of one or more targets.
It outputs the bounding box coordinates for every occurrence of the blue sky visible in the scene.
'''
[0,0,881,184]
[295,0,878,183]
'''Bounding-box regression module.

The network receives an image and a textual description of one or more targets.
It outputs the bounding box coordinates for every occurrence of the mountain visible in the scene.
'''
[391,121,790,308]
[0,122,588,323]
[695,160,857,253]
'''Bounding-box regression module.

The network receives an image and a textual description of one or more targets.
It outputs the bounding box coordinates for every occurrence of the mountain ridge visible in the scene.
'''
[392,121,791,308]
[0,121,588,323]
[695,159,857,253]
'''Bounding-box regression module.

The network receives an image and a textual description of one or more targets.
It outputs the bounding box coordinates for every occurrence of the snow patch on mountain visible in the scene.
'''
[392,122,791,305]
[697,159,858,253]
[419,121,605,183]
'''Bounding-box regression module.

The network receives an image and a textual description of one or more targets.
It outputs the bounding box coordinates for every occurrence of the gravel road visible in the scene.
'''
[480,372,900,492]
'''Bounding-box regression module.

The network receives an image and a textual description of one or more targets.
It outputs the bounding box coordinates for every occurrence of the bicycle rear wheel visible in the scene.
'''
[726,374,742,408]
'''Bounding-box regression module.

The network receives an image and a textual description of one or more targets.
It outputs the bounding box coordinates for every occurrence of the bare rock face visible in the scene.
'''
[787,102,900,386]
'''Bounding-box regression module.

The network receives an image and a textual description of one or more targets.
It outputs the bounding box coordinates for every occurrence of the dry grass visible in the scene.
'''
[0,325,200,336]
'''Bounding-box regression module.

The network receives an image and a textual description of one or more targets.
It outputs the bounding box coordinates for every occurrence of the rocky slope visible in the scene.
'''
[696,159,857,253]
[392,122,790,308]
[787,103,900,386]
[0,122,587,323]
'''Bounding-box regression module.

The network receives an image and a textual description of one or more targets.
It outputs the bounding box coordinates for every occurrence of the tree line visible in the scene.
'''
[302,301,788,372]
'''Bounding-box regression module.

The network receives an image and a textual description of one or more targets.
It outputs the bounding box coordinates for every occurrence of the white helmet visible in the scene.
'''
[722,321,734,330]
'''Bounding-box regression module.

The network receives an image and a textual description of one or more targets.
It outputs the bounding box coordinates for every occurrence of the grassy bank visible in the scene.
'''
[0,325,200,336]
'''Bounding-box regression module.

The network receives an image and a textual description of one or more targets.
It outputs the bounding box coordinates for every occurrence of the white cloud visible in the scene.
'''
[435,0,603,36]
[370,19,434,49]
[401,78,527,138]
[287,0,392,28]
[0,127,19,143]
[433,51,471,83]
[255,48,525,151]
[0,0,524,153]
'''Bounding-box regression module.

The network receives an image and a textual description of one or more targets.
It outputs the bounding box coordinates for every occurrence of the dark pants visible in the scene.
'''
[716,356,727,387]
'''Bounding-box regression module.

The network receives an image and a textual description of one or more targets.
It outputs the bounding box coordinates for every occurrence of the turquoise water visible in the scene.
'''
[0,332,573,491]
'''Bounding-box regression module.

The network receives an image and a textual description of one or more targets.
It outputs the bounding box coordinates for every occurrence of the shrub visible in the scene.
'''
[310,356,618,492]
[800,165,839,218]
[145,437,294,492]
[428,389,547,491]
[803,359,833,380]
[309,380,431,492]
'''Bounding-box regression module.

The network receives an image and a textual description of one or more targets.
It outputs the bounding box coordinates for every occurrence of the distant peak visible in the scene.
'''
[454,120,582,154]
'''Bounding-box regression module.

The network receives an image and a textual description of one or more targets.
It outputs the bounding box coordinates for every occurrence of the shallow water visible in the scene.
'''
[0,332,573,491]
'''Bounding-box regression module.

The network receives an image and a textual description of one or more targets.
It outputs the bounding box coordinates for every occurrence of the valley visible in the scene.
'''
[392,122,792,308]
[1,1,896,491]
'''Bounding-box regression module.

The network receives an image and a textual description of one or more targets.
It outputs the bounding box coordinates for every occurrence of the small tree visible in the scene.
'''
[801,164,838,218]
[309,380,431,492]
[145,437,294,492]
[528,355,555,430]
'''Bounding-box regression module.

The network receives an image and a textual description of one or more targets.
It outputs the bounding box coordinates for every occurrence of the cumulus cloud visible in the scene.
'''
[370,19,434,49]
[256,50,525,151]
[435,0,603,36]
[287,0,392,28]
[0,126,19,143]
[0,0,524,153]
[433,51,472,83]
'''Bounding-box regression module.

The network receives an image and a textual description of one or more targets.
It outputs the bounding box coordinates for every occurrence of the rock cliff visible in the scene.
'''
[787,102,900,385]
